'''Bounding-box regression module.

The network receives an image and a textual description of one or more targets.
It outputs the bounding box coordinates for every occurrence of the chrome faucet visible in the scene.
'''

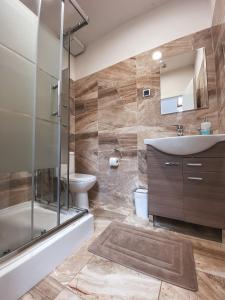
[172,124,184,136]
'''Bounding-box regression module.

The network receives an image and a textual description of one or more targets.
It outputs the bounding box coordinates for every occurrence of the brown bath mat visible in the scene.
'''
[88,222,198,291]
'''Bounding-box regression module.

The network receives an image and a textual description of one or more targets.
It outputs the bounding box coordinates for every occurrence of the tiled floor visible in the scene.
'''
[21,209,225,300]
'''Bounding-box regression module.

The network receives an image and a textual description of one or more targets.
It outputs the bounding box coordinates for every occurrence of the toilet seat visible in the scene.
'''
[66,173,96,183]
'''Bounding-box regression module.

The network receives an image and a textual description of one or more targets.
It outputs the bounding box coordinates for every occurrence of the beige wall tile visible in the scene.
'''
[71,27,220,214]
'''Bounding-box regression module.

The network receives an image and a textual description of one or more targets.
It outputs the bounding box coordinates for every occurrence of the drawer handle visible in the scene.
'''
[186,163,202,167]
[165,162,179,166]
[187,176,203,181]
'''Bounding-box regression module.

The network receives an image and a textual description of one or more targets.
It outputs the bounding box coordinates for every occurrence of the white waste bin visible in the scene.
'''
[134,188,148,219]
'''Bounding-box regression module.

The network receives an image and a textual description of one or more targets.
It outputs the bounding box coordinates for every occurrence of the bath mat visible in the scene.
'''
[88,222,198,291]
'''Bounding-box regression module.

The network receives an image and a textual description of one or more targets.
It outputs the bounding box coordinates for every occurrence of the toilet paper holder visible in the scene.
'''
[113,148,123,159]
[109,148,122,168]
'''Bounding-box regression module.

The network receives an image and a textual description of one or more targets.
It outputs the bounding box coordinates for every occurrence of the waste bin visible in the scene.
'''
[134,188,148,219]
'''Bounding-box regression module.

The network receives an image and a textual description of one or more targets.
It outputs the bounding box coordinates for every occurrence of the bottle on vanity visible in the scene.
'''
[200,117,212,135]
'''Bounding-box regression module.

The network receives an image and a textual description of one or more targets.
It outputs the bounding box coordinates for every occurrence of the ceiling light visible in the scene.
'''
[152,51,162,61]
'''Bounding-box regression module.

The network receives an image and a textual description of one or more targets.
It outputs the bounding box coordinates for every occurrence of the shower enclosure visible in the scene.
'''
[0,0,88,261]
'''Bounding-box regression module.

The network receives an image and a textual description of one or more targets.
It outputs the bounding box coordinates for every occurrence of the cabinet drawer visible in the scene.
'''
[147,154,182,173]
[183,172,225,228]
[183,158,225,173]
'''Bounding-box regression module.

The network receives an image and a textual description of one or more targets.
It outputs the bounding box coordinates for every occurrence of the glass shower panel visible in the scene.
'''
[60,67,70,211]
[0,0,39,258]
[33,0,63,235]
[59,0,89,225]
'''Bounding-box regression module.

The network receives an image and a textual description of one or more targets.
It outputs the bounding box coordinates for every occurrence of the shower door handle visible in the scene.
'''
[50,83,59,117]
[51,84,58,90]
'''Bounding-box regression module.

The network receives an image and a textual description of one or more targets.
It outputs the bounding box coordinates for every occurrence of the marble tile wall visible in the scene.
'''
[212,0,225,132]
[71,28,218,214]
[73,73,98,177]
[0,172,32,210]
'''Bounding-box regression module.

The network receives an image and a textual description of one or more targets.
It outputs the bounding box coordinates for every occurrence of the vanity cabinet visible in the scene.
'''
[147,143,225,229]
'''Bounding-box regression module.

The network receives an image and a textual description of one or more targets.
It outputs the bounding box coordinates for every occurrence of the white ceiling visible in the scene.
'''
[20,0,171,54]
[75,0,171,45]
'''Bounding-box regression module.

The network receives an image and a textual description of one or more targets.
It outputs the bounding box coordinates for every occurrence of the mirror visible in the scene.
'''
[160,47,208,115]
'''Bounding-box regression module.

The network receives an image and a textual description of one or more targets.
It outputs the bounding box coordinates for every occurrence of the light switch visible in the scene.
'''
[143,88,151,98]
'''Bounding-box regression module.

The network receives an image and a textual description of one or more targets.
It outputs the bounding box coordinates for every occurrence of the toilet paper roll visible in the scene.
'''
[109,157,119,167]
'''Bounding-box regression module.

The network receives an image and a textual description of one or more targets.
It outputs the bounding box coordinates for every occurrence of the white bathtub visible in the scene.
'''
[0,213,94,300]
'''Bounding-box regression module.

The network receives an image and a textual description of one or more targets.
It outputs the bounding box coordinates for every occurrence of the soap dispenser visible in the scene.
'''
[200,117,212,135]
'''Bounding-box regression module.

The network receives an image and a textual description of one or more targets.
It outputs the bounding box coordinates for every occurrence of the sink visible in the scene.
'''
[144,134,225,155]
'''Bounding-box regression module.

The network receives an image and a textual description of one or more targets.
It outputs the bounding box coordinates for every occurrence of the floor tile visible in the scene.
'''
[69,256,161,300]
[93,218,112,235]
[50,243,94,285]
[20,276,64,300]
[20,290,48,300]
[92,208,126,222]
[194,250,225,278]
[54,288,83,300]
[123,212,153,229]
[159,271,225,300]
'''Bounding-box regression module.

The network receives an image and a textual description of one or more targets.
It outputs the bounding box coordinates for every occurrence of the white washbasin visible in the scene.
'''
[144,134,225,155]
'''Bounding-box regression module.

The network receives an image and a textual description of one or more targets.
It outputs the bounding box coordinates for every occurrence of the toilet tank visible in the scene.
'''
[69,152,75,174]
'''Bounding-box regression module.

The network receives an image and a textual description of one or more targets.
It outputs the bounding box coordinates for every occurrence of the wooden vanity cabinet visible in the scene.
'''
[147,143,225,229]
[183,172,225,228]
[147,152,183,220]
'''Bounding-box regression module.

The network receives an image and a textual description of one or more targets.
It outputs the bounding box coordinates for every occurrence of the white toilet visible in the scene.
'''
[61,152,96,209]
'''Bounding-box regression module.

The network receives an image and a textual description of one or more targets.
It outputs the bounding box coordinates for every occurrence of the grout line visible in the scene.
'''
[158,281,163,300]
[66,254,94,288]
[67,255,94,297]
[76,255,94,275]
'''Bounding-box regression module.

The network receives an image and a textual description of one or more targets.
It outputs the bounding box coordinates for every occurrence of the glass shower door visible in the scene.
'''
[33,0,64,236]
[0,0,87,260]
[0,0,39,257]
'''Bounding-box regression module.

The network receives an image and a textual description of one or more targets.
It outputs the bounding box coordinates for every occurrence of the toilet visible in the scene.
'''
[61,152,96,209]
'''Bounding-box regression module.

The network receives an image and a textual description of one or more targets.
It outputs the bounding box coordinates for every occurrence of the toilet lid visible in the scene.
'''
[67,173,96,182]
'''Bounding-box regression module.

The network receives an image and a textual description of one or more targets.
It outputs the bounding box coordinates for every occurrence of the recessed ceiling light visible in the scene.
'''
[152,51,162,61]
